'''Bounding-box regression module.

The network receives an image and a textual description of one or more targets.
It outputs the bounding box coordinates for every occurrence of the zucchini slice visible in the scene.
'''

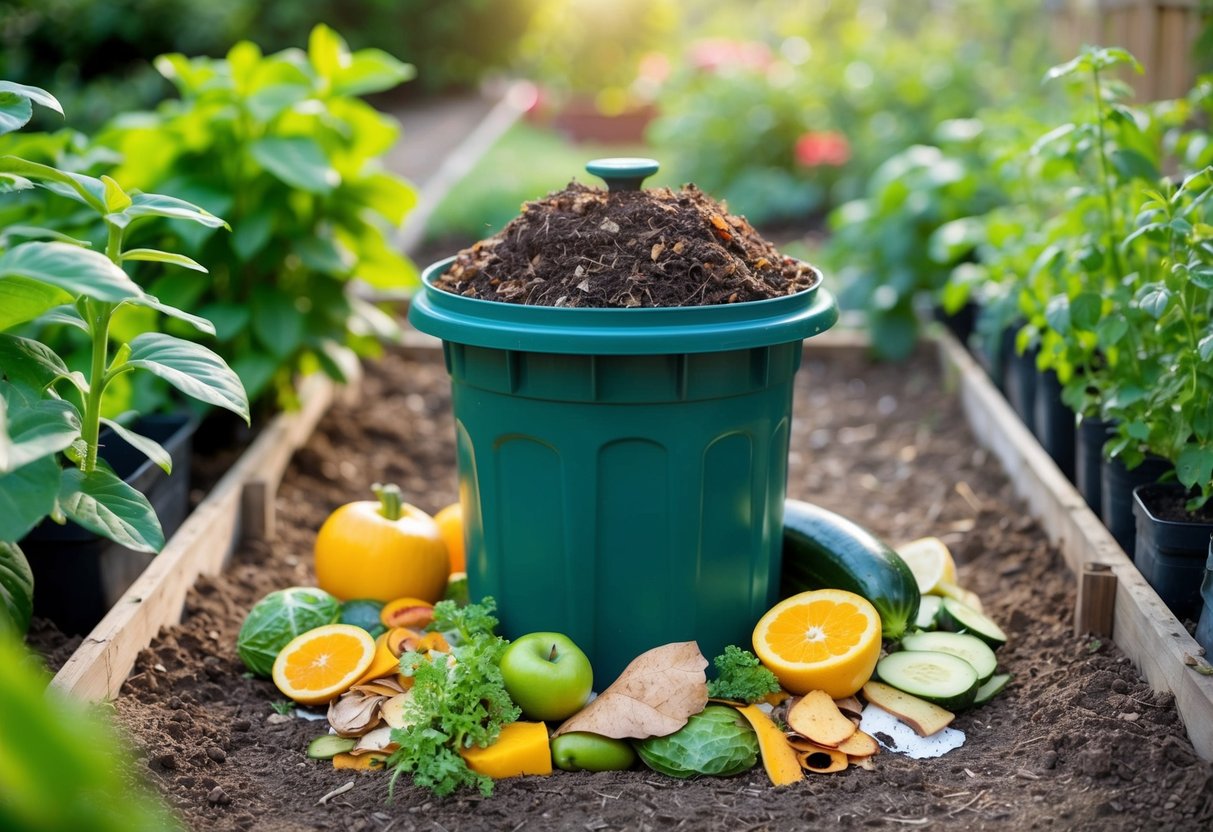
[307,734,357,759]
[899,631,998,684]
[973,673,1012,706]
[915,595,943,631]
[876,650,979,711]
[937,597,1008,649]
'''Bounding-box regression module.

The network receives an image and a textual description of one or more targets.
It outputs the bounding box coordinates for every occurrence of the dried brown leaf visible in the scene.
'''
[327,691,386,737]
[552,642,708,740]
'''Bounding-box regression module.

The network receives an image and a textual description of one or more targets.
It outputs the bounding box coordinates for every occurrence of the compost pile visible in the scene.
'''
[432,182,819,307]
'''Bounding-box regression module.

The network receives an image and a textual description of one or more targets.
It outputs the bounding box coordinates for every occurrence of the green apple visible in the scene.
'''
[499,632,593,721]
[550,731,636,772]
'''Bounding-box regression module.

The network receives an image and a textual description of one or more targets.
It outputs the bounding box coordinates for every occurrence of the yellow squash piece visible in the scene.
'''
[353,631,404,687]
[332,752,387,771]
[461,721,552,779]
[735,704,803,787]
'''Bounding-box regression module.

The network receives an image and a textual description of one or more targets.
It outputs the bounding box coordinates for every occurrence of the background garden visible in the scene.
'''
[2,0,1213,829]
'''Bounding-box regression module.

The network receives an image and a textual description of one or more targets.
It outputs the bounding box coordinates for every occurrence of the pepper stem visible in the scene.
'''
[372,483,404,521]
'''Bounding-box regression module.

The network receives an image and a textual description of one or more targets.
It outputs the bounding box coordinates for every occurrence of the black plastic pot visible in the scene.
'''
[1002,343,1039,432]
[23,413,196,635]
[1195,538,1213,655]
[933,300,979,346]
[1101,454,1172,557]
[1076,417,1113,513]
[1132,484,1213,620]
[1033,369,1075,480]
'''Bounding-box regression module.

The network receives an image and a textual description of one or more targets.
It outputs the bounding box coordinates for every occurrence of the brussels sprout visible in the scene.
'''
[236,587,341,676]
[635,705,759,778]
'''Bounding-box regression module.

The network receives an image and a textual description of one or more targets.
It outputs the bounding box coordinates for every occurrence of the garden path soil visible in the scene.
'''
[108,342,1213,831]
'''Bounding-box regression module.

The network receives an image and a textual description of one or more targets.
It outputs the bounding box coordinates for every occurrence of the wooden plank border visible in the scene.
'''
[935,329,1213,761]
[50,373,340,701]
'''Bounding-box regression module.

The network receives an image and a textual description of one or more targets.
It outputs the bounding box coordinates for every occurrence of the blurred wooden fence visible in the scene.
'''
[1049,0,1210,100]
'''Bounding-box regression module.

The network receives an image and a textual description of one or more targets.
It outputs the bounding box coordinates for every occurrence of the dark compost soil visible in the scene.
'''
[104,341,1213,832]
[432,182,818,307]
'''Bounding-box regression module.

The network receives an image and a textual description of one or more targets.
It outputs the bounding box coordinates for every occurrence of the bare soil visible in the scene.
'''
[102,341,1213,831]
[432,182,817,307]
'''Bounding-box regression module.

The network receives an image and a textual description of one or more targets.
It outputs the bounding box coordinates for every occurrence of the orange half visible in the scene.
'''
[272,624,377,706]
[752,589,882,698]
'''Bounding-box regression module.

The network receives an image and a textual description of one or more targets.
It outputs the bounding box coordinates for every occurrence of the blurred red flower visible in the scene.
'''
[795,131,851,167]
[688,38,773,74]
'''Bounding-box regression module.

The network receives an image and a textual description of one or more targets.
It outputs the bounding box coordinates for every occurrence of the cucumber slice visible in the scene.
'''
[307,734,356,759]
[900,631,998,684]
[876,650,979,710]
[937,597,1008,649]
[915,595,943,631]
[974,673,1011,706]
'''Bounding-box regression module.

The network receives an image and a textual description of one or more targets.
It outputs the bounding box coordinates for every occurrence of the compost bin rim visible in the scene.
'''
[408,256,839,355]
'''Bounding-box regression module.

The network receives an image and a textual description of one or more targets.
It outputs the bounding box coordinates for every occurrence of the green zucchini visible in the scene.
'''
[900,631,998,684]
[780,500,921,640]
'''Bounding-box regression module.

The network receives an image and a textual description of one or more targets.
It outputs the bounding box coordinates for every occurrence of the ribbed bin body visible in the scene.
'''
[447,342,798,681]
[411,257,837,683]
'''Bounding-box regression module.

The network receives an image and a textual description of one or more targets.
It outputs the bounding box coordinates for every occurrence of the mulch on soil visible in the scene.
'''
[433,182,817,307]
[104,341,1213,832]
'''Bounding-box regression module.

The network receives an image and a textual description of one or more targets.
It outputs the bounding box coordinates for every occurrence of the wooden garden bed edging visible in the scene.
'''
[50,373,345,702]
[935,328,1213,761]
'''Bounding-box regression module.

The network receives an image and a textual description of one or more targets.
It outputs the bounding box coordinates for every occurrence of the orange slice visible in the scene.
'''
[272,624,377,706]
[752,589,882,699]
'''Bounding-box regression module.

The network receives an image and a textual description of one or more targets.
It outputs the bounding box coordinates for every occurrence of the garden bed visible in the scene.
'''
[102,339,1213,831]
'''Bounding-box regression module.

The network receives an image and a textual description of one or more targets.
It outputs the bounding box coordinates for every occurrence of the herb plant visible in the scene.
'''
[388,597,520,797]
[97,25,418,408]
[0,82,248,635]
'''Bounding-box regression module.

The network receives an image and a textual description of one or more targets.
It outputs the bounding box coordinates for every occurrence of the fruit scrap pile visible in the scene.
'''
[237,492,1011,796]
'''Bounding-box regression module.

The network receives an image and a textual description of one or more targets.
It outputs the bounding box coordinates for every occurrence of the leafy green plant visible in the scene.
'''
[0,82,248,634]
[97,24,418,408]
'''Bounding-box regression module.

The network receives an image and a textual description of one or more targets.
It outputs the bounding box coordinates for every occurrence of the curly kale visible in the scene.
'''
[706,645,781,703]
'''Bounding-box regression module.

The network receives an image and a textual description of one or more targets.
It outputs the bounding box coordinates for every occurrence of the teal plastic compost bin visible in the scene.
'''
[408,159,838,683]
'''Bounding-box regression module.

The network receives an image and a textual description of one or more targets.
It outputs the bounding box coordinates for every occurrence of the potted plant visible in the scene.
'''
[1119,168,1213,618]
[0,81,249,636]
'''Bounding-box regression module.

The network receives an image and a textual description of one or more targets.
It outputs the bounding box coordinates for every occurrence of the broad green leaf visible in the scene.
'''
[1070,292,1103,330]
[249,137,339,193]
[1111,149,1158,183]
[125,332,250,423]
[313,340,359,384]
[59,466,164,553]
[1045,295,1070,334]
[230,206,274,261]
[1123,221,1166,249]
[0,81,63,115]
[1043,53,1089,82]
[232,352,280,403]
[0,157,107,212]
[1199,332,1213,362]
[0,225,93,248]
[100,175,132,213]
[120,248,206,272]
[0,277,70,330]
[350,171,417,227]
[1126,421,1149,441]
[1030,124,1077,157]
[0,454,60,541]
[246,83,311,122]
[0,93,32,135]
[1191,266,1213,291]
[1136,283,1172,319]
[0,241,142,302]
[1096,315,1128,348]
[0,334,77,391]
[0,540,33,635]
[293,235,349,276]
[0,172,32,193]
[100,418,171,475]
[0,382,80,473]
[252,285,305,358]
[1176,445,1213,490]
[33,304,88,333]
[308,23,348,84]
[125,294,216,336]
[114,192,229,229]
[332,50,415,97]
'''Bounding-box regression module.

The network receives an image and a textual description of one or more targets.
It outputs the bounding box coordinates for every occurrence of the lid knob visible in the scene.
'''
[586,157,660,193]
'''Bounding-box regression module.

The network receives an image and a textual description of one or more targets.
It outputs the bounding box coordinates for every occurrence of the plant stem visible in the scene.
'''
[82,223,125,473]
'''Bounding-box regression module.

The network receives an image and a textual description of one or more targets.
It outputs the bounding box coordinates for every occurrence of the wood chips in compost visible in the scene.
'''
[431,182,819,307]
